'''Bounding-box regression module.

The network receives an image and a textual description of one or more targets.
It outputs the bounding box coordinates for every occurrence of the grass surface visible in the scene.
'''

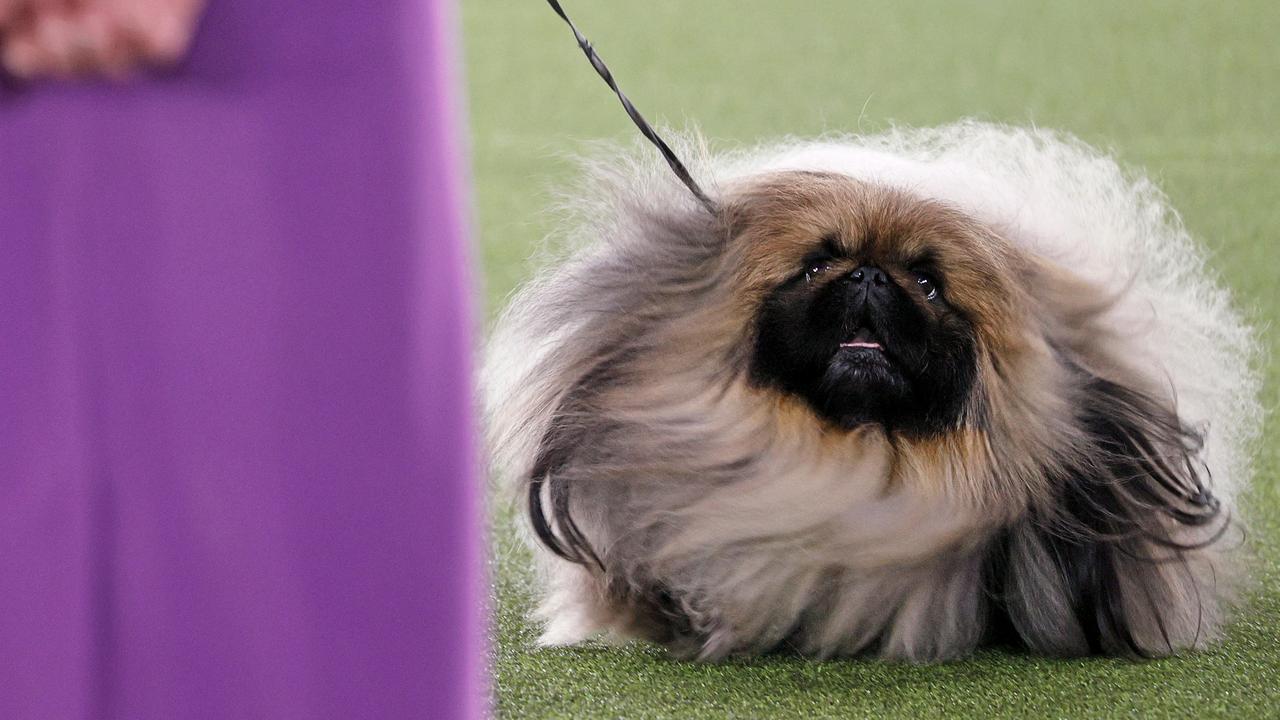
[461,1,1280,717]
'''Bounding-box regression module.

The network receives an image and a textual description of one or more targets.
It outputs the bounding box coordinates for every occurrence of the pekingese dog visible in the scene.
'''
[484,123,1260,661]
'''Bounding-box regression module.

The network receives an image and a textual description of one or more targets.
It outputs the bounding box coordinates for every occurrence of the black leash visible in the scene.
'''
[543,0,717,215]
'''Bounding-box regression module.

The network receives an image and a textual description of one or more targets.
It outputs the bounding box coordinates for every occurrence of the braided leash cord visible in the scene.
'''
[544,0,717,215]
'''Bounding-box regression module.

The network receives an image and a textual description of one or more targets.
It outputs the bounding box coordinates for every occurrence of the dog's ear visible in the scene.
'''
[990,357,1230,656]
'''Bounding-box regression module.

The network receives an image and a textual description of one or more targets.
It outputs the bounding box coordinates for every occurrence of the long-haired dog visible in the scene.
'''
[484,123,1261,661]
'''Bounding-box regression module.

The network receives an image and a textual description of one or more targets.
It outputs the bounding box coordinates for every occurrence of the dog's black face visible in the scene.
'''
[750,236,980,436]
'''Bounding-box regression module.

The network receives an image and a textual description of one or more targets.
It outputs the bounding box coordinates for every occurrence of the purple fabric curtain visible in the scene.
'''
[0,1,481,718]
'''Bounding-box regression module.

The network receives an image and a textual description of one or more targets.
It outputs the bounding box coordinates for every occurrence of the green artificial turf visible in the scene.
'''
[461,1,1280,717]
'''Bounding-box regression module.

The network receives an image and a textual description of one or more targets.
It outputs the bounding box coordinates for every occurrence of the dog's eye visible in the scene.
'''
[803,256,834,281]
[913,272,940,301]
[804,258,833,283]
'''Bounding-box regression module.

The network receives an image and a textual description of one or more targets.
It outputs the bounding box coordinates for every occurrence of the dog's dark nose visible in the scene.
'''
[850,265,888,286]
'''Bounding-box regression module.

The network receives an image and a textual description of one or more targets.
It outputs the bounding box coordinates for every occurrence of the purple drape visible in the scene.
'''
[0,1,481,718]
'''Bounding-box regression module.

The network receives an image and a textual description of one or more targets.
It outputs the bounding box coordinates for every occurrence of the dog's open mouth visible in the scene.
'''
[840,327,882,351]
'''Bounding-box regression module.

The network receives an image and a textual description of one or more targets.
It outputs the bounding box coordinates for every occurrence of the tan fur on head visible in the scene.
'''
[484,123,1260,662]
[724,172,1059,511]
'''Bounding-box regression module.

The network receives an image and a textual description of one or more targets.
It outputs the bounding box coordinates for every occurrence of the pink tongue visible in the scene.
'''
[841,328,880,349]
